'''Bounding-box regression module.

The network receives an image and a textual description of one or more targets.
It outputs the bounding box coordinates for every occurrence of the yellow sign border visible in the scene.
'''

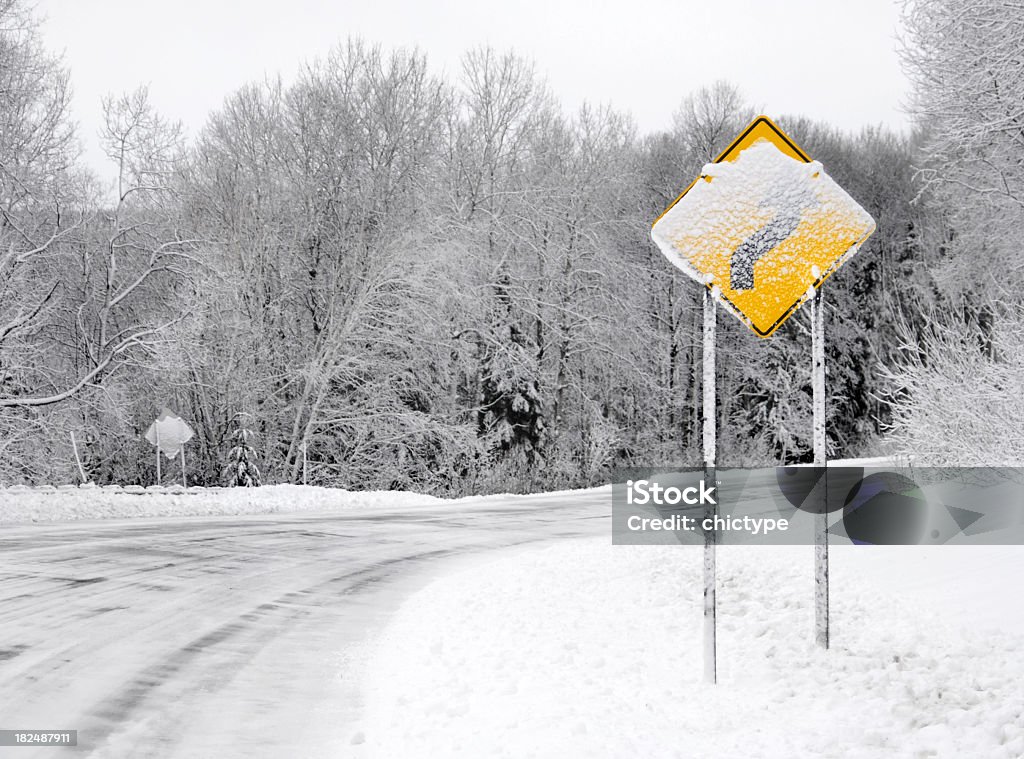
[652,115,874,338]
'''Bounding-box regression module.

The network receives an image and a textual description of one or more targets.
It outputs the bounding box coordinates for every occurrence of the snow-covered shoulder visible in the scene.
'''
[359,540,1024,758]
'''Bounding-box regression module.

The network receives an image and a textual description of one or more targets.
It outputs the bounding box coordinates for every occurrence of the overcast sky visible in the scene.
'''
[37,0,910,182]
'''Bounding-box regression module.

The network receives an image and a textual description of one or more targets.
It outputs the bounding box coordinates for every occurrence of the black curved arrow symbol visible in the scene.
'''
[730,211,802,291]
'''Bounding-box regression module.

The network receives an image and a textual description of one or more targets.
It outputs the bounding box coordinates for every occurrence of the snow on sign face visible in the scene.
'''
[651,116,876,338]
[144,408,195,460]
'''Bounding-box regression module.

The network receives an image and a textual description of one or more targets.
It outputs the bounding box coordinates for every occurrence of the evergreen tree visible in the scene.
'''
[223,419,262,487]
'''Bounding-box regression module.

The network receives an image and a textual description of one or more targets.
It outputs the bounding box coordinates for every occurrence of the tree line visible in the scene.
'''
[1,0,1019,490]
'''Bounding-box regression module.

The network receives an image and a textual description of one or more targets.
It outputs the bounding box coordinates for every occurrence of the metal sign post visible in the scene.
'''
[155,427,162,484]
[702,287,718,684]
[811,290,829,649]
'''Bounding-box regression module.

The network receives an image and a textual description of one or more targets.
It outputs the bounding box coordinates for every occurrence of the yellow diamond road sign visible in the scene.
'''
[651,116,876,338]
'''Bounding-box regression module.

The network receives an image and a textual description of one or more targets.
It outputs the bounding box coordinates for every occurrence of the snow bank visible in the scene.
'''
[360,541,1024,758]
[0,484,441,524]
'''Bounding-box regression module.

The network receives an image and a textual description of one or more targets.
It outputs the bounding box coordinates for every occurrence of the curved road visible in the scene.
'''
[0,491,609,758]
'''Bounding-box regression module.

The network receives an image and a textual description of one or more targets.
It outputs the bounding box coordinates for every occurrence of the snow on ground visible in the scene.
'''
[0,484,441,524]
[360,541,1024,758]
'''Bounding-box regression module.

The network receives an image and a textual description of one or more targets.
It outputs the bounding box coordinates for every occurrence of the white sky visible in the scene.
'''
[36,0,910,182]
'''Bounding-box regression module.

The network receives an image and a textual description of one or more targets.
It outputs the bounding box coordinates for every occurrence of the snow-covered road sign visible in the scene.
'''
[651,116,875,337]
[145,408,194,459]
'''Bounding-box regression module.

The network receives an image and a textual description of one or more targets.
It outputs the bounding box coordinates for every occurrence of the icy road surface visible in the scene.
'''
[0,490,609,758]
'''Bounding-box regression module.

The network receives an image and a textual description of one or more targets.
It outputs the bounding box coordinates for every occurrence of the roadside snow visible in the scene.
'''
[360,541,1024,758]
[0,484,441,524]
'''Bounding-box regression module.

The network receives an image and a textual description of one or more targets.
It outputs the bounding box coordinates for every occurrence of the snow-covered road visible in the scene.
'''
[0,490,610,758]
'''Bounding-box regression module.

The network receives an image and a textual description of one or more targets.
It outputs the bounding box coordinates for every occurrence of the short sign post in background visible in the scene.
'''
[651,116,875,676]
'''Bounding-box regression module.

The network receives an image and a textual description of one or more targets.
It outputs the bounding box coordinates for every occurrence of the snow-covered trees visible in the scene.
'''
[0,0,80,479]
[888,0,1024,464]
[900,0,1024,309]
[0,84,193,412]
[882,310,1024,465]
[4,2,1015,485]
[901,0,1024,213]
[0,2,202,483]
[180,42,473,490]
